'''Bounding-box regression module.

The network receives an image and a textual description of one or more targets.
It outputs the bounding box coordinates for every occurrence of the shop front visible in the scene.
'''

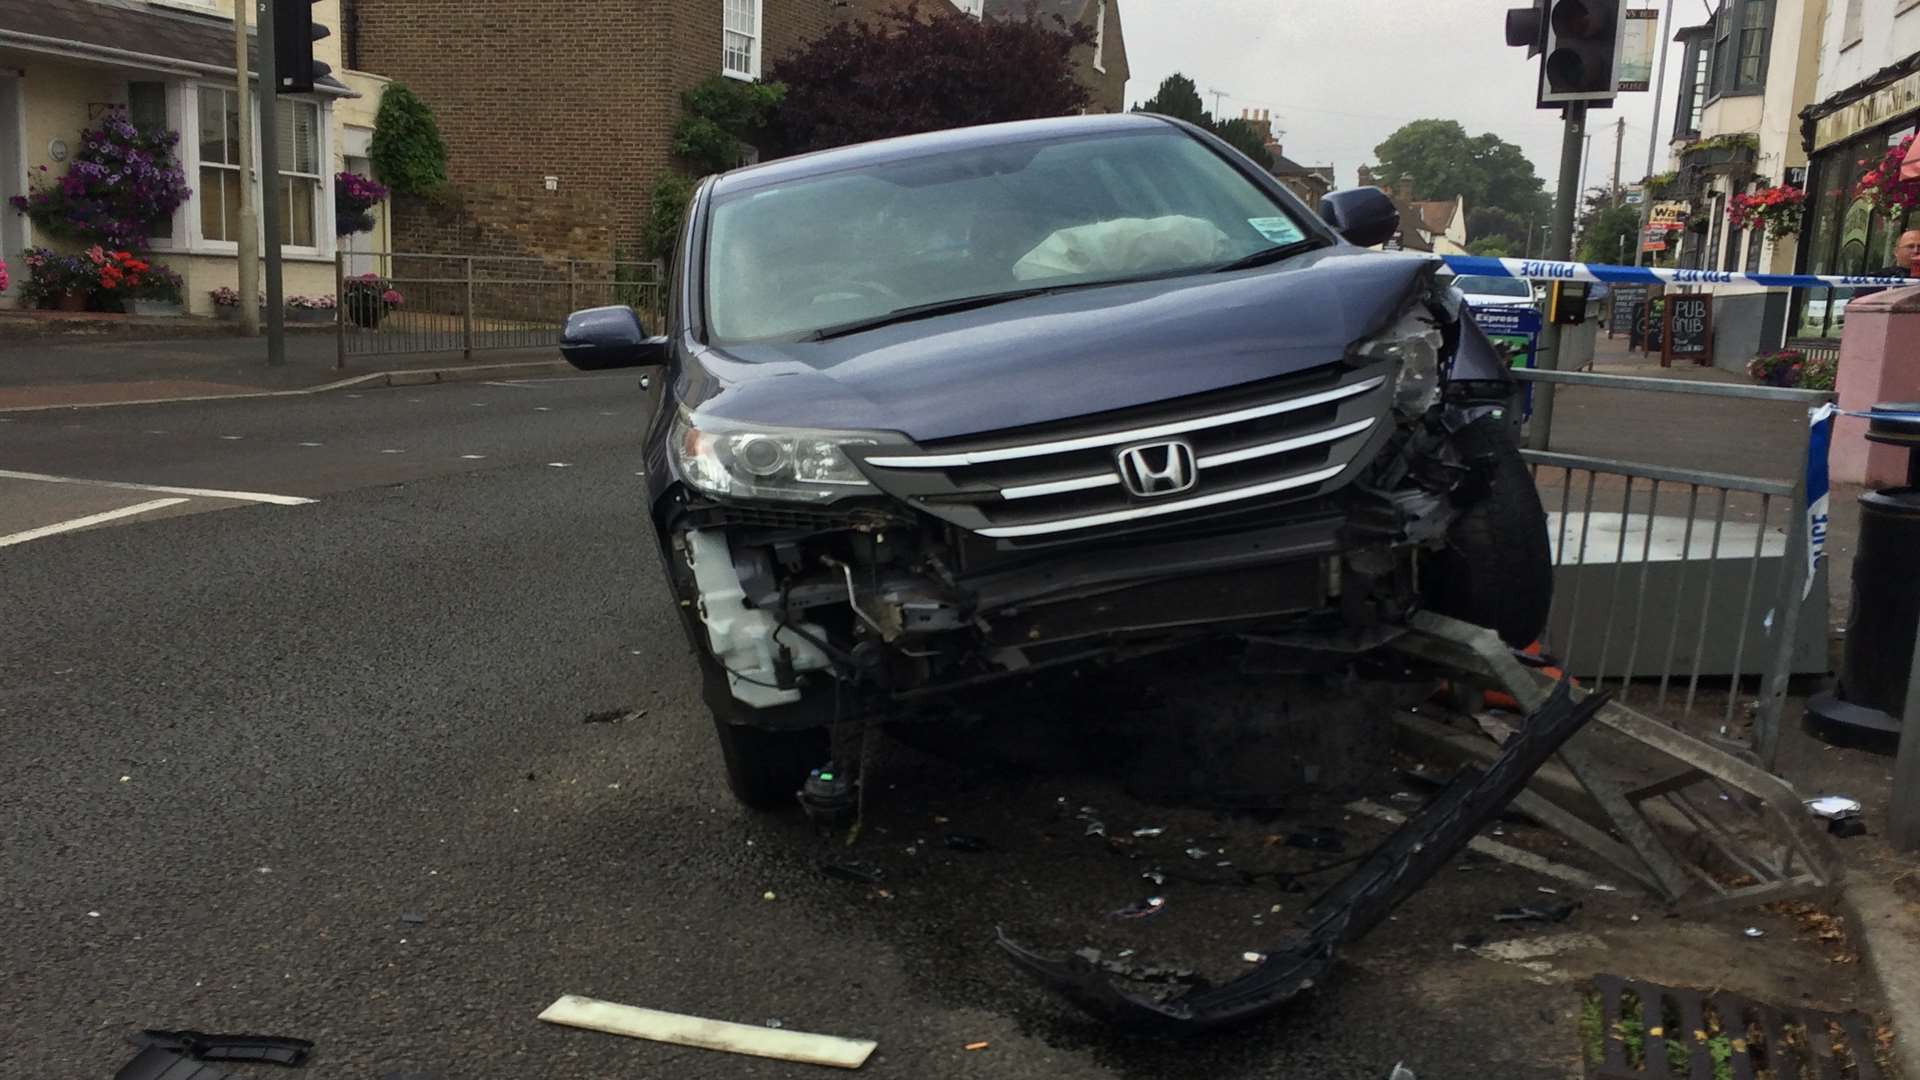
[1791,57,1920,345]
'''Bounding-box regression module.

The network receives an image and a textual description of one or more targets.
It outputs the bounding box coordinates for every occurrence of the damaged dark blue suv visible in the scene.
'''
[561,114,1552,808]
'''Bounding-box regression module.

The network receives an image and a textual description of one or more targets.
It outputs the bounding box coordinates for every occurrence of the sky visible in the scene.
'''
[1119,0,1693,199]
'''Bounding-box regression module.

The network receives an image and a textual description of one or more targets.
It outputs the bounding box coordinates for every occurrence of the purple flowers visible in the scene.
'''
[8,108,190,251]
[334,171,389,235]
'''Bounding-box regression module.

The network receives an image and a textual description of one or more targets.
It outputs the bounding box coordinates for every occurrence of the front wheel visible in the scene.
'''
[1424,418,1554,648]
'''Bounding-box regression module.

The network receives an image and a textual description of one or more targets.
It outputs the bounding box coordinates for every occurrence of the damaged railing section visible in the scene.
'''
[1510,369,1836,767]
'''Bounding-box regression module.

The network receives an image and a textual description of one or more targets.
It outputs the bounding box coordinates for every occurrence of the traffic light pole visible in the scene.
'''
[232,3,258,338]
[1526,101,1587,452]
[256,0,286,366]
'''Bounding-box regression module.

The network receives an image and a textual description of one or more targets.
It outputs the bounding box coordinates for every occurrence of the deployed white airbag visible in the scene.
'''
[1012,214,1233,281]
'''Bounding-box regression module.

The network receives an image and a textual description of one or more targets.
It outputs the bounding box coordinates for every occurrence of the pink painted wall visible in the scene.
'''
[1833,286,1920,487]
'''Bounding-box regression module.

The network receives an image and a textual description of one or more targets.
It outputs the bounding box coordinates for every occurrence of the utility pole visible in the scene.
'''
[257,0,286,366]
[1611,116,1626,207]
[1634,0,1677,267]
[1205,86,1230,119]
[232,1,258,337]
[1526,102,1587,453]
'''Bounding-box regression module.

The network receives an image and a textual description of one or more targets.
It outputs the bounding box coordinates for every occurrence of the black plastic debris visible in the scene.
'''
[1108,896,1167,920]
[1493,900,1578,923]
[1829,816,1868,838]
[580,709,627,725]
[1284,828,1345,853]
[821,861,885,885]
[118,1046,232,1080]
[999,680,1607,1034]
[944,833,989,853]
[399,913,426,925]
[130,1031,313,1067]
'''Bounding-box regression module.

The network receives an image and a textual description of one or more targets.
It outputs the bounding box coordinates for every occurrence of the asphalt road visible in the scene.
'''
[2,374,1834,1079]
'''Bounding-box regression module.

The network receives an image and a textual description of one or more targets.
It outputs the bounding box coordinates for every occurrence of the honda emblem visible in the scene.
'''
[1116,440,1198,498]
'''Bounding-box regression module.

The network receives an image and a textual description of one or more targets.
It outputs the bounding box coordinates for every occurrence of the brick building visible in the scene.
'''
[345,0,909,261]
[1235,108,1333,210]
[981,0,1128,113]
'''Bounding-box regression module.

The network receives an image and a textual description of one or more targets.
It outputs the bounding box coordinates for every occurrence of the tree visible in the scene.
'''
[1137,73,1208,125]
[1213,117,1273,169]
[370,83,448,197]
[767,4,1091,156]
[1467,206,1530,249]
[1467,235,1514,257]
[1136,74,1271,168]
[1366,119,1551,224]
[1576,189,1641,265]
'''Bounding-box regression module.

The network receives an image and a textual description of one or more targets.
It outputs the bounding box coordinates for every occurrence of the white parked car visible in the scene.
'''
[1451,274,1537,310]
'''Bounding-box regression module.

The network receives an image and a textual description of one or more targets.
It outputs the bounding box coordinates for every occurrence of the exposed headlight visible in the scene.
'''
[671,408,882,502]
[1354,308,1445,418]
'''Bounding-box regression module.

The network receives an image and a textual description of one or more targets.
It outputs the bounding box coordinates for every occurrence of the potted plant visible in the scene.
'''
[1745,348,1810,388]
[285,294,338,323]
[208,285,264,322]
[343,273,404,328]
[1727,184,1806,239]
[335,171,389,235]
[82,245,150,313]
[18,246,95,311]
[129,265,185,316]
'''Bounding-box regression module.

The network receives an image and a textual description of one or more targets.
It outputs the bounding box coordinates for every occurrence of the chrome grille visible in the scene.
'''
[850,362,1395,540]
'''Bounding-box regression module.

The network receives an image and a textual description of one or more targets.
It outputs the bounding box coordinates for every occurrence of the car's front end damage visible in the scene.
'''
[656,259,1519,724]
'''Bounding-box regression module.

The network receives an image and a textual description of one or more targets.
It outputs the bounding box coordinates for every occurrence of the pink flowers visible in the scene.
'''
[1727,185,1806,239]
[381,288,404,306]
[1854,134,1920,212]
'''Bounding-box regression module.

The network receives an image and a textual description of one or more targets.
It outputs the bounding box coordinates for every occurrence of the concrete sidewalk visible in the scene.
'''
[0,332,565,410]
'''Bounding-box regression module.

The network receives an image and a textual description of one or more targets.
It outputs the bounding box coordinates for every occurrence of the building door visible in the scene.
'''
[340,127,386,278]
[0,72,25,302]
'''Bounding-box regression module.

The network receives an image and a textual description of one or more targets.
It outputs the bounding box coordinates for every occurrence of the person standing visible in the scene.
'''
[1868,229,1920,281]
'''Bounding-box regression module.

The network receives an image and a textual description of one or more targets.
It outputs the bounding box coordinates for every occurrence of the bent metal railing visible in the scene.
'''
[1509,368,1836,767]
[333,251,663,366]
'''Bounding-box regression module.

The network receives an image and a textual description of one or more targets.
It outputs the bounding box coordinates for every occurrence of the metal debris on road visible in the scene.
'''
[1108,896,1166,920]
[821,861,885,885]
[1132,827,1165,838]
[1744,927,1764,938]
[538,994,876,1070]
[1084,821,1107,838]
[1142,870,1166,886]
[1182,847,1208,860]
[1494,900,1578,923]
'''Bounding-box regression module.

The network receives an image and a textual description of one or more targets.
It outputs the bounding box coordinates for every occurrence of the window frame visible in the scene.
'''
[1841,0,1865,49]
[184,82,333,259]
[1092,1,1107,74]
[721,0,762,82]
[1705,0,1773,103]
[1672,32,1707,139]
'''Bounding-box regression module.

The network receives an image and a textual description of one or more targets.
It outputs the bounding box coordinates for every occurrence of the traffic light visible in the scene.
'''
[1541,0,1620,102]
[273,0,332,94]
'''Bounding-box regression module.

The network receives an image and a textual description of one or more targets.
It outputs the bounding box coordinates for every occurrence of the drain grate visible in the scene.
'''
[1586,975,1886,1080]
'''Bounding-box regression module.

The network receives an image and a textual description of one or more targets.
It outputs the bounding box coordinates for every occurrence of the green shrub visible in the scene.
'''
[370,83,449,196]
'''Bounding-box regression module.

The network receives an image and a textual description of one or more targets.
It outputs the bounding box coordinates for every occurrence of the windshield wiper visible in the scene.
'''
[1212,239,1321,274]
[806,288,1054,341]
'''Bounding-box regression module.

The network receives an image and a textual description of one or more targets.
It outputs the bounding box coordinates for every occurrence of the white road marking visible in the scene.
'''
[469,402,490,407]
[379,449,406,454]
[298,442,323,447]
[534,407,553,412]
[0,498,189,548]
[0,469,316,506]
[597,411,617,416]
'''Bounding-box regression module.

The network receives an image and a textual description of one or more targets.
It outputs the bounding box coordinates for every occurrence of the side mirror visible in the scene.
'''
[1318,187,1401,249]
[560,306,669,370]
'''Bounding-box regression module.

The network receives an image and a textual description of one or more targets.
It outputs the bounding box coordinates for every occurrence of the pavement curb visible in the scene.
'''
[1839,879,1920,1076]
[0,359,571,414]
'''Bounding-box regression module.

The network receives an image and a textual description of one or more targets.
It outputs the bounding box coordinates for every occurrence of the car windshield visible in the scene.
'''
[1454,275,1532,299]
[704,128,1315,343]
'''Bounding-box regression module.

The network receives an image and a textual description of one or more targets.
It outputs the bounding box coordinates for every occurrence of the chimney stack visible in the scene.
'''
[1396,176,1414,204]
[1358,164,1376,189]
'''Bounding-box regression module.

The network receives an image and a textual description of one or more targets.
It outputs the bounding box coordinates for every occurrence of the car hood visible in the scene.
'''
[685,249,1439,442]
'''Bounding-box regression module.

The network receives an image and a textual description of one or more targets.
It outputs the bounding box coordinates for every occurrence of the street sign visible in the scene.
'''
[1617,8,1657,91]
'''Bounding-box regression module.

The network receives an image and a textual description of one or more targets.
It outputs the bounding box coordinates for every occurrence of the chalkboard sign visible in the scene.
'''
[1628,302,1647,349]
[1663,294,1713,365]
[1609,286,1647,337]
[1643,302,1664,355]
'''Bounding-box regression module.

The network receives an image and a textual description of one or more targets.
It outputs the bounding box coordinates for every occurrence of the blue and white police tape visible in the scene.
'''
[1805,403,1834,600]
[1438,254,1911,291]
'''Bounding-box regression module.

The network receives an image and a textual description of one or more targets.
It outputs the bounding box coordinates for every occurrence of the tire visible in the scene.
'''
[1424,418,1554,648]
[709,708,830,810]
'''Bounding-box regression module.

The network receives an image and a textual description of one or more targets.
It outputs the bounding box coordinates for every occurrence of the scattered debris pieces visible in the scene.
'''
[1132,827,1165,838]
[822,861,885,885]
[1388,1064,1417,1080]
[1108,896,1166,920]
[1743,927,1765,938]
[1494,900,1578,923]
[1279,827,1344,853]
[1805,796,1862,819]
[399,913,425,925]
[762,891,777,902]
[539,995,876,1070]
[117,1029,316,1079]
[1452,933,1489,951]
[1084,821,1107,838]
[963,1042,990,1052]
[1829,817,1867,838]
[1241,952,1265,964]
[944,833,988,853]
[1183,847,1208,861]
[581,709,636,725]
[1142,870,1166,886]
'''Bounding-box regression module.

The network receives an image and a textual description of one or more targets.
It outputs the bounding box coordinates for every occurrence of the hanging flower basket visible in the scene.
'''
[1852,133,1919,214]
[1727,185,1806,239]
[6,109,191,250]
[334,171,389,235]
